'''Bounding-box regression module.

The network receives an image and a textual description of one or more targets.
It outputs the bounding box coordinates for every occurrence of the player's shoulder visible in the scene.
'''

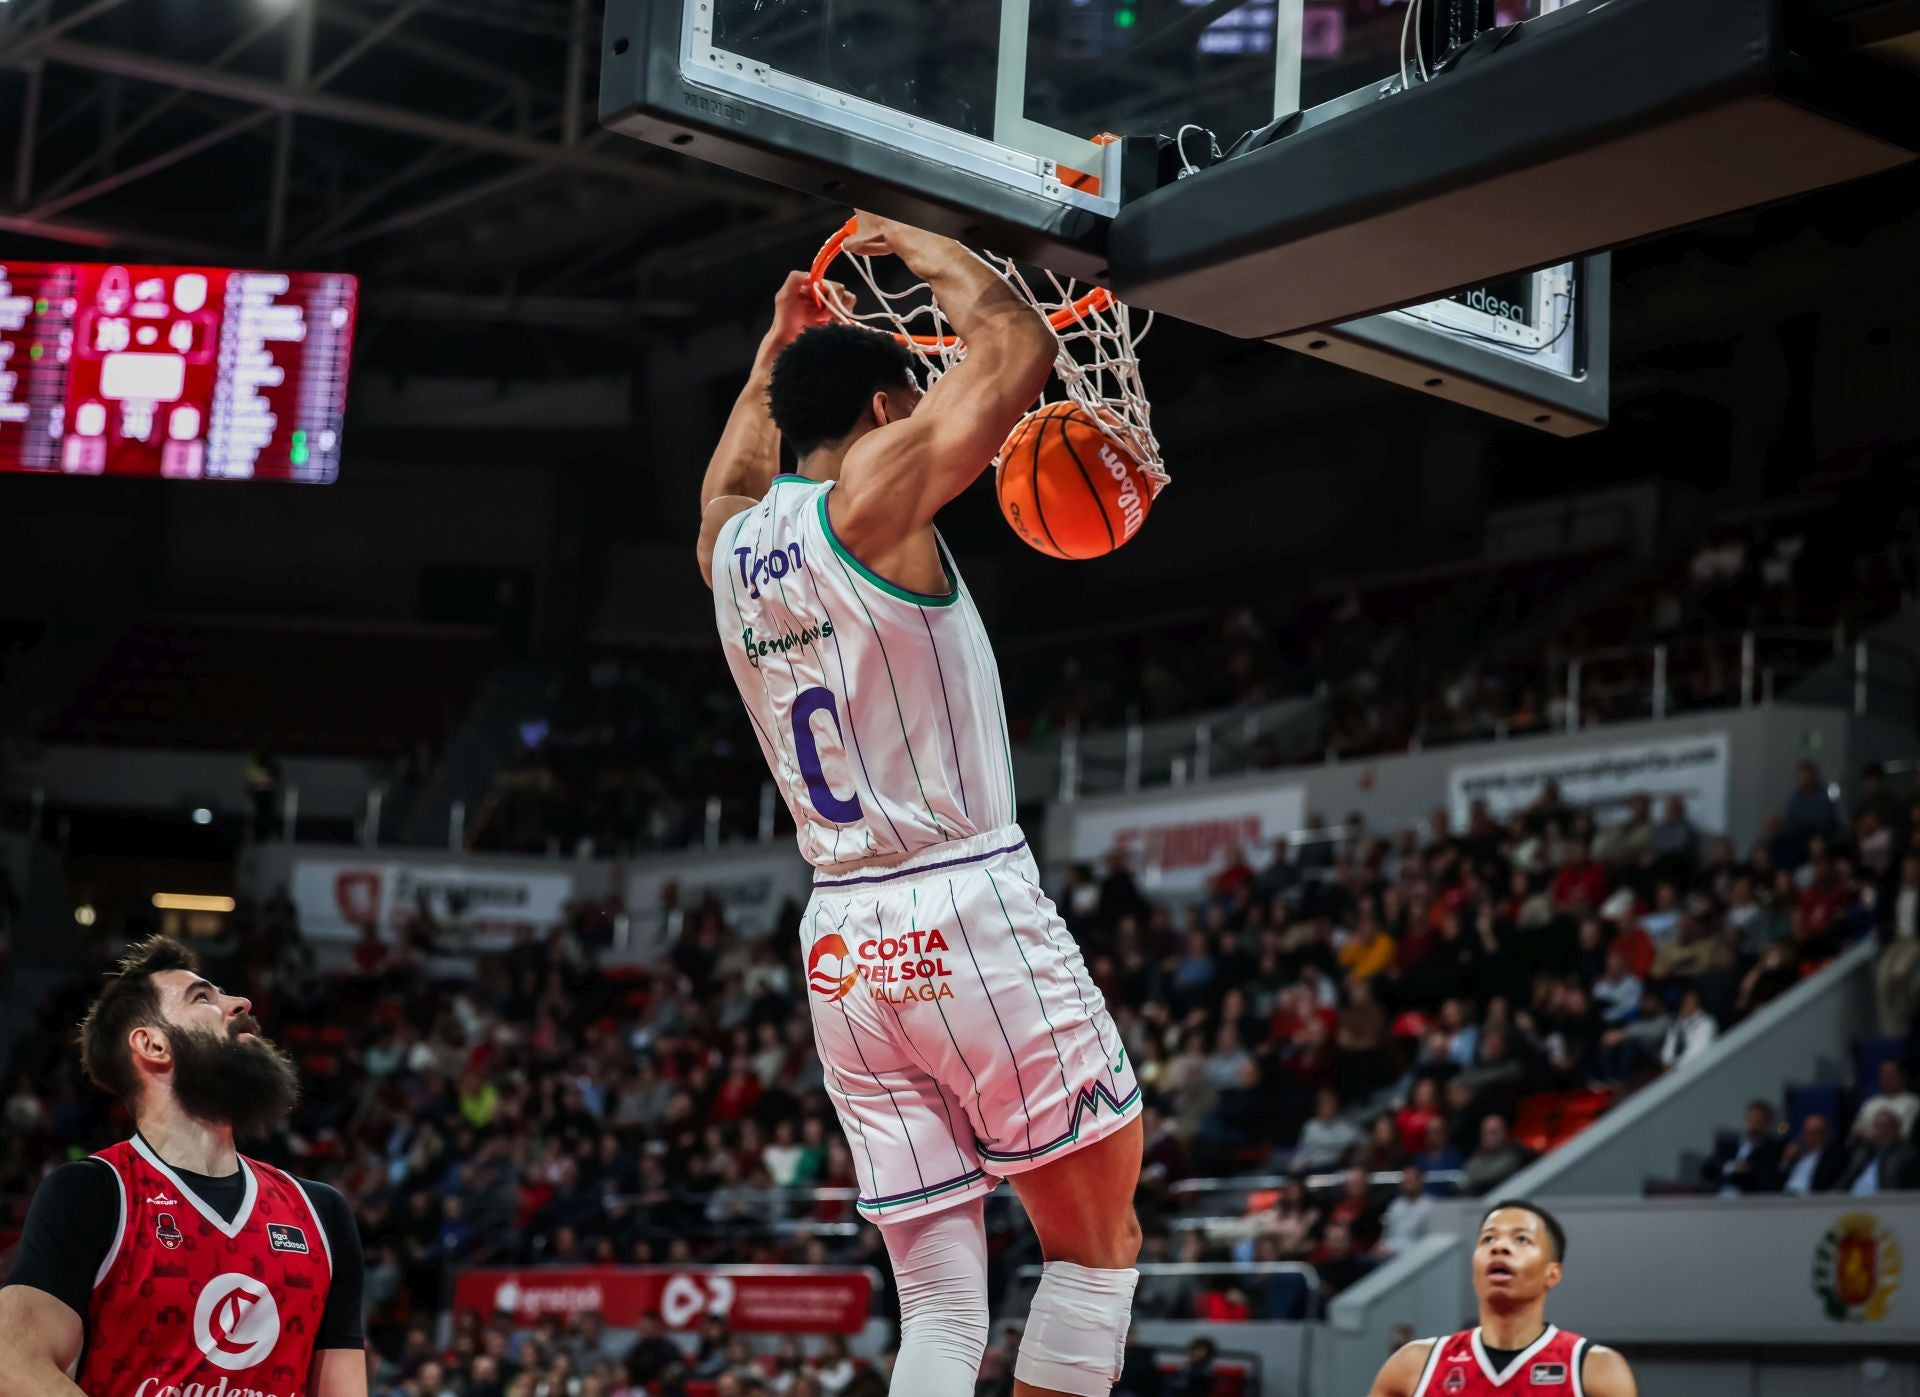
[699,490,774,588]
[255,1158,341,1207]
[1372,1336,1439,1394]
[1579,1342,1636,1395]
[289,1172,346,1207]
[290,1174,361,1239]
[243,1153,330,1201]
[32,1156,123,1212]
[703,491,765,545]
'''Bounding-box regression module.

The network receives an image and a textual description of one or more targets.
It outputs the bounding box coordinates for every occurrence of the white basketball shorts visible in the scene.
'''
[801,824,1142,1224]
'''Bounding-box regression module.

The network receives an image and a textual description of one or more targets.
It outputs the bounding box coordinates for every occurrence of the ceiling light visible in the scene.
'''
[152,893,236,913]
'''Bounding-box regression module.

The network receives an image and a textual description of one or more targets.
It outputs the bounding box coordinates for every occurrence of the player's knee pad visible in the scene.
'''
[1014,1261,1139,1397]
[885,1199,990,1393]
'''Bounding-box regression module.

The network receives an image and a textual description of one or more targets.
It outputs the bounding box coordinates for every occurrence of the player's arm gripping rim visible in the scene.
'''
[695,269,843,588]
[1364,1340,1638,1397]
[828,214,1057,559]
[0,1283,87,1397]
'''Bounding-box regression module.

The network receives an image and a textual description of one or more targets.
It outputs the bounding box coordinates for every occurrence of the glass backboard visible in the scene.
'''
[690,0,1303,218]
[603,0,1306,272]
[602,0,1609,430]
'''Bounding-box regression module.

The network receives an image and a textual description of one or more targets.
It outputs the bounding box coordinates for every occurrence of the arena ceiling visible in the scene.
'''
[2,0,1919,412]
[0,0,858,376]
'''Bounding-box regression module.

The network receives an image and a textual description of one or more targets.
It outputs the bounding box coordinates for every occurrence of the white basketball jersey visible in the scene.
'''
[713,475,1017,870]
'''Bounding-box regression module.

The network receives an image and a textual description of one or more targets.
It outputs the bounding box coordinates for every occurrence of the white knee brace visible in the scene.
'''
[1014,1261,1140,1397]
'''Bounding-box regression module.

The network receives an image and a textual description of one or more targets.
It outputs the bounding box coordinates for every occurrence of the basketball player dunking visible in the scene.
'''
[697,213,1143,1397]
[0,936,366,1397]
[1369,1201,1637,1397]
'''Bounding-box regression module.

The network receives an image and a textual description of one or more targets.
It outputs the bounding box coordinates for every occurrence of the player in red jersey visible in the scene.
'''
[1369,1200,1637,1397]
[0,936,366,1397]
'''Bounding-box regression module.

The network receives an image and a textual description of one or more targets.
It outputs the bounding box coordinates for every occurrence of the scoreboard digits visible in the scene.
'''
[0,262,358,483]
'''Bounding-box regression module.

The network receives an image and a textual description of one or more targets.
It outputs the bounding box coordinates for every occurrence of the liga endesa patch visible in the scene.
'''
[265,1224,309,1255]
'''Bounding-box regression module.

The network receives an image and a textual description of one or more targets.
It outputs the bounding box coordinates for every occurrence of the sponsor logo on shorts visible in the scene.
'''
[856,929,956,1005]
[809,928,960,1006]
[807,934,859,1003]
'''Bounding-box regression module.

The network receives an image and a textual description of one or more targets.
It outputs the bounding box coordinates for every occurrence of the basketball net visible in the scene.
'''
[809,218,1169,496]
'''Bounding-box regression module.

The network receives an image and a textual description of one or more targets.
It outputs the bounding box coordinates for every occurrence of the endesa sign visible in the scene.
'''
[450,1267,875,1334]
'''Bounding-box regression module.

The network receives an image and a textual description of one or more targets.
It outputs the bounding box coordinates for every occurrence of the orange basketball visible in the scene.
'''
[996,401,1154,559]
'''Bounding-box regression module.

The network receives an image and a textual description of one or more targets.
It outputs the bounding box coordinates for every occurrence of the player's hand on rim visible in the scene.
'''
[769,268,845,346]
[845,210,929,258]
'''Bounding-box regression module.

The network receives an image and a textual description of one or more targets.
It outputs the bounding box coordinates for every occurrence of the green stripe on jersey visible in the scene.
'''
[817,489,958,607]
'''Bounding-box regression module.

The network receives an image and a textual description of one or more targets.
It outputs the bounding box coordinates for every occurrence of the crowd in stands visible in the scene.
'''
[1080,757,1913,1318]
[1014,484,1920,765]
[1689,827,1920,1201]
[2,755,1914,1391]
[1693,1075,1917,1200]
[470,484,1920,860]
[471,647,770,857]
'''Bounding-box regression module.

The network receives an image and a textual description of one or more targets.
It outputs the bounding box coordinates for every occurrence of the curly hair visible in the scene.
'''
[78,934,200,1101]
[766,324,918,456]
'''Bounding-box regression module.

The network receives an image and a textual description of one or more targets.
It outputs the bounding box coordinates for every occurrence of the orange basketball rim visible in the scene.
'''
[810,218,1115,351]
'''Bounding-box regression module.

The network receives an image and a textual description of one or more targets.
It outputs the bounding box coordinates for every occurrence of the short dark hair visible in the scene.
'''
[1480,1199,1567,1263]
[78,935,201,1101]
[766,324,917,455]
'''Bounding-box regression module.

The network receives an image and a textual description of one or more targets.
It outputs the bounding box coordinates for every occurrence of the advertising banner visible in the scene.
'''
[1062,782,1307,894]
[1448,731,1730,832]
[290,857,575,946]
[450,1267,875,1334]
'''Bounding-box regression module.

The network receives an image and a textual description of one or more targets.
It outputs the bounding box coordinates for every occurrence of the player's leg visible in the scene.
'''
[802,891,997,1394]
[927,850,1141,1397]
[1006,1114,1144,1397]
[880,1194,992,1396]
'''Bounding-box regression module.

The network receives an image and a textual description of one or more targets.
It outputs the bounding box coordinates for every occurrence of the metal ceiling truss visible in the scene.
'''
[0,0,807,333]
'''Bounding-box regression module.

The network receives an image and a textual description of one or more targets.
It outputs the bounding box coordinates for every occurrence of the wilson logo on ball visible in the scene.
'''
[996,402,1155,560]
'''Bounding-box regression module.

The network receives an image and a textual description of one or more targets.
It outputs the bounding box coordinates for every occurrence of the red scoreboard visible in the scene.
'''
[0,262,357,482]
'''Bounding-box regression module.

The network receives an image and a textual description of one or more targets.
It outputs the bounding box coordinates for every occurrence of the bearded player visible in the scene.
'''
[1370,1201,1637,1397]
[697,213,1142,1397]
[0,936,365,1397]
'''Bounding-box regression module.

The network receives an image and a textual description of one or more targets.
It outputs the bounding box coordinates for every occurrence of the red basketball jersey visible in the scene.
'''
[74,1137,333,1397]
[1412,1326,1592,1397]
